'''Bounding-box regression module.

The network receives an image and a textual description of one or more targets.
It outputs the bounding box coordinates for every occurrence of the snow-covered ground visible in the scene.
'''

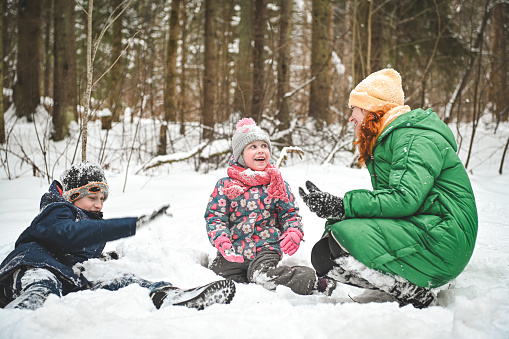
[0,108,508,338]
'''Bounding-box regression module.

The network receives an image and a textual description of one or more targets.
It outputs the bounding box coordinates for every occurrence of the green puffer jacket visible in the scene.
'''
[327,108,477,288]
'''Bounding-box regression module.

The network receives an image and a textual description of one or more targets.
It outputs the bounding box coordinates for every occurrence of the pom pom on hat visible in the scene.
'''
[236,118,256,130]
[348,68,405,114]
[60,162,109,202]
[232,118,272,167]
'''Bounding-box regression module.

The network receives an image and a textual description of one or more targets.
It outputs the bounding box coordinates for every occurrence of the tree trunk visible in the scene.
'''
[202,0,217,140]
[488,3,508,122]
[0,0,4,143]
[43,0,52,100]
[160,0,181,155]
[500,136,509,175]
[465,24,485,170]
[2,0,16,95]
[178,2,188,135]
[14,0,44,121]
[251,0,265,122]
[217,0,234,123]
[234,0,253,117]
[276,0,292,139]
[164,0,181,124]
[82,0,94,162]
[110,0,124,124]
[444,0,491,123]
[369,0,383,73]
[352,0,365,85]
[53,0,77,141]
[309,0,331,125]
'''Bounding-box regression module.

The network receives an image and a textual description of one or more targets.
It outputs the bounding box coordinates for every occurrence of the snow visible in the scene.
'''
[0,108,508,339]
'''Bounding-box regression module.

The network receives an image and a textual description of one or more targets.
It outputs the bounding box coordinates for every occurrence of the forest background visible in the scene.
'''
[0,0,508,179]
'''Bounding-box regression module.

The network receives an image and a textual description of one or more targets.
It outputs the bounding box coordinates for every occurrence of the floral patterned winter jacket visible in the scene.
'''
[205,177,303,260]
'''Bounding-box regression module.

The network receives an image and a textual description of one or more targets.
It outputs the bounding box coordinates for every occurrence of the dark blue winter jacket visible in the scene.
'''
[0,180,137,295]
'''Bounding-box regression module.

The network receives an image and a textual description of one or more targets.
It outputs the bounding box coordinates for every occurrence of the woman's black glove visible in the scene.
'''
[298,181,345,220]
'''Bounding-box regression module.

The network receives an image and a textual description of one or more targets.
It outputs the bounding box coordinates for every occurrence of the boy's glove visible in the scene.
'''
[215,235,244,263]
[280,228,303,256]
[136,204,171,230]
[100,251,120,261]
[299,181,345,220]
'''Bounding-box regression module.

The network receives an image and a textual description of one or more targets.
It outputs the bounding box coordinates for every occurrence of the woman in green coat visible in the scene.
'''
[299,69,477,308]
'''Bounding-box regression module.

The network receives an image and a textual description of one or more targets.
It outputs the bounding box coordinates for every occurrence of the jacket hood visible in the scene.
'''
[377,108,457,151]
[40,180,68,210]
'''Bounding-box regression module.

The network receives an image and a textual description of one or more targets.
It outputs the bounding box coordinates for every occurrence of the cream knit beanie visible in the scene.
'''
[348,69,405,113]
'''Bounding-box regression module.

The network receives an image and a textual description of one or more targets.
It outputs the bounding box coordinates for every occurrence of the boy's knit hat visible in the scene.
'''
[60,162,109,202]
[348,68,405,114]
[232,118,272,166]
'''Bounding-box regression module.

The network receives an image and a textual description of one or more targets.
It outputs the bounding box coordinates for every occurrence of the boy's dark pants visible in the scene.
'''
[209,250,316,295]
[0,267,172,310]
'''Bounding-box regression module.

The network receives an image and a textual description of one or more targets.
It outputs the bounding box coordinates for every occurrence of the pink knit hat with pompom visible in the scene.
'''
[232,118,272,166]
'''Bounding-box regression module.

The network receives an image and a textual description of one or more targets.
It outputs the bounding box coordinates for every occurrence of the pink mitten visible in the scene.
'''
[215,235,244,263]
[280,228,303,256]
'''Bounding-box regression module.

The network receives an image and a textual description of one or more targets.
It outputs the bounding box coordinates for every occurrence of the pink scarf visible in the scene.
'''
[224,163,289,203]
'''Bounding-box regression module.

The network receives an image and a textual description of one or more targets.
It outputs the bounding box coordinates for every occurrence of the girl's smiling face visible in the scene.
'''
[242,140,270,171]
[349,106,368,134]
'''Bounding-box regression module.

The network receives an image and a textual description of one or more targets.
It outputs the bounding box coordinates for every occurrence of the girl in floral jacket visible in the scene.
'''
[205,118,334,296]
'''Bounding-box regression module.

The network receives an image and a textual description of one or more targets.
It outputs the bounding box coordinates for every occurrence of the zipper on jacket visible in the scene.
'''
[369,155,378,187]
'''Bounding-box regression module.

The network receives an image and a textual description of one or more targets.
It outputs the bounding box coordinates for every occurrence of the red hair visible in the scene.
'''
[354,110,385,166]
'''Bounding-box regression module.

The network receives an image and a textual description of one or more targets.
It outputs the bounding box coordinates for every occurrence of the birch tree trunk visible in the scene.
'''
[82,0,94,162]
[110,0,123,124]
[81,0,132,161]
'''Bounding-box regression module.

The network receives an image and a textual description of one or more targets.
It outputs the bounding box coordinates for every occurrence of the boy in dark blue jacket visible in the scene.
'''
[0,162,235,310]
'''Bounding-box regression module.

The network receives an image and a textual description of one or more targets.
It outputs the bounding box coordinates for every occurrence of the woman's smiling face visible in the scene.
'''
[242,140,270,171]
[349,106,368,134]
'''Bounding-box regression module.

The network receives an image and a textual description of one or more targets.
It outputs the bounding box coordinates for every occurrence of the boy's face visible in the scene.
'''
[242,140,270,171]
[73,193,105,212]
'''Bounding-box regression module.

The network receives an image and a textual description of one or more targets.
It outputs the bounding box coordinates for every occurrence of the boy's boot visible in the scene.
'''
[150,279,236,310]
